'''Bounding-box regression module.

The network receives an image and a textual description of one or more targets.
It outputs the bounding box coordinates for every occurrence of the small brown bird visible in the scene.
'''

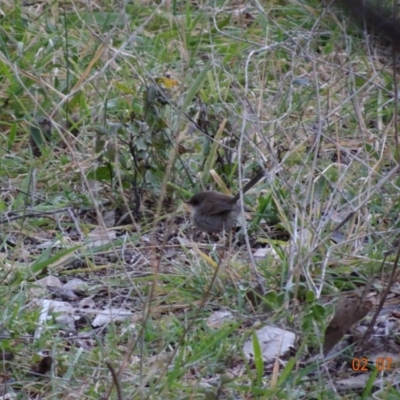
[186,171,265,233]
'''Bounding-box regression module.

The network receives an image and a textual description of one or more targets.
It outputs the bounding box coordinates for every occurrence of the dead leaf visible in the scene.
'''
[243,325,296,363]
[206,311,234,329]
[335,374,369,390]
[63,278,88,296]
[87,226,116,247]
[324,294,373,356]
[92,307,133,327]
[31,355,53,375]
[29,275,62,298]
[46,286,79,301]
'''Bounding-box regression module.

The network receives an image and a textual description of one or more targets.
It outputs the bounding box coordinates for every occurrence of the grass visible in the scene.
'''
[1,0,400,398]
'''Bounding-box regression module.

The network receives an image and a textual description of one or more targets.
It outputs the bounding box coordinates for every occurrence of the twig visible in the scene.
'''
[363,250,400,344]
[105,361,123,400]
[0,207,71,223]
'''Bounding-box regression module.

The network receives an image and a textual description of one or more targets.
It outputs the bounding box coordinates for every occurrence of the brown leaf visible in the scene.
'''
[324,294,373,356]
[31,356,53,375]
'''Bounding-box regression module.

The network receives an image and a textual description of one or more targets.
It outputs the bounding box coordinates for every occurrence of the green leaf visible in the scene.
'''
[306,290,316,302]
[211,15,231,34]
[135,136,148,151]
[311,304,326,321]
[202,118,224,184]
[87,165,113,181]
[361,367,379,399]
[252,331,264,387]
[7,121,17,150]
[277,357,296,385]
[181,61,210,112]
[30,244,82,275]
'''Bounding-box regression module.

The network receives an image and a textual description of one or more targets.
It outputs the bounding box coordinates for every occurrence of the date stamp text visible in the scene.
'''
[351,357,392,372]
